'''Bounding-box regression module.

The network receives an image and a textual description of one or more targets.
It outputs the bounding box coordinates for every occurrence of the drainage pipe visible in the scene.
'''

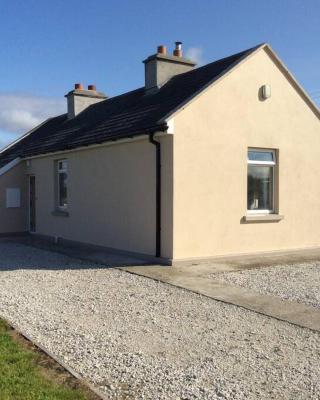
[149,133,161,258]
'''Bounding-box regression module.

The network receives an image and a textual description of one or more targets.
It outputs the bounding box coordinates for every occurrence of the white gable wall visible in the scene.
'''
[172,47,320,260]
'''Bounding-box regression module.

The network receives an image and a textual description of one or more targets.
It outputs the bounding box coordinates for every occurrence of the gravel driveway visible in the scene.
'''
[215,262,320,309]
[0,242,319,400]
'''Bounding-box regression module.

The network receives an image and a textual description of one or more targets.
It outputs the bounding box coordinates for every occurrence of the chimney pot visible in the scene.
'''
[74,83,84,90]
[173,41,183,57]
[157,45,167,55]
[88,84,96,91]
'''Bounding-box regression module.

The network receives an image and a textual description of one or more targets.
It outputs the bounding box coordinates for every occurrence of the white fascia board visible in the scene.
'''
[0,158,21,177]
[165,118,174,134]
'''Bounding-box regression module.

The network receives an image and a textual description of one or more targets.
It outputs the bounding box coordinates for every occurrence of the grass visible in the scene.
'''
[0,319,99,400]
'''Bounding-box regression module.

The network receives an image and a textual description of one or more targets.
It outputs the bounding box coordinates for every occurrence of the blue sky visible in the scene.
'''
[0,0,319,148]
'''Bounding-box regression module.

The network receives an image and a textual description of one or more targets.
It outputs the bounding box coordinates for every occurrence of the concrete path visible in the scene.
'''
[5,236,320,332]
[119,264,320,332]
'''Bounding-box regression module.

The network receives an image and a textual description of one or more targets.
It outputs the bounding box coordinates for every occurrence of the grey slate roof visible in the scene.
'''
[0,45,260,168]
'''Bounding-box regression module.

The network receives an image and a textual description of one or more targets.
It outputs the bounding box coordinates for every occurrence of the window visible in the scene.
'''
[247,149,276,214]
[57,160,68,209]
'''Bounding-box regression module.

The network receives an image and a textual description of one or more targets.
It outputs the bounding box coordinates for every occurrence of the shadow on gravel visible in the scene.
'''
[0,236,159,271]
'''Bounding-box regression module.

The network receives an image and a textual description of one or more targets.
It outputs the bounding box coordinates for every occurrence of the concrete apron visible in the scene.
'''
[119,264,320,333]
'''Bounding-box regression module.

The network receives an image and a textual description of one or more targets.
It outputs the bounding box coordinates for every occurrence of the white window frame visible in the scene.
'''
[57,159,68,210]
[247,148,276,215]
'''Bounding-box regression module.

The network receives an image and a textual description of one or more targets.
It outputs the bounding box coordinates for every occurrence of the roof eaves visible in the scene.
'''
[21,123,168,160]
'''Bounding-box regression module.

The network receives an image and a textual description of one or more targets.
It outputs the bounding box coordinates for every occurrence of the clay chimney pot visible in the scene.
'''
[157,45,167,55]
[74,83,84,90]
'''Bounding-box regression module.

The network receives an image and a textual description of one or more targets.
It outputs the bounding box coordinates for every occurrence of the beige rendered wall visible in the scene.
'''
[173,47,320,260]
[0,162,28,234]
[28,135,173,258]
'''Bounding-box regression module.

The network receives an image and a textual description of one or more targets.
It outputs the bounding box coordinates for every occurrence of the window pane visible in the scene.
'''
[59,172,68,207]
[248,150,274,162]
[247,165,273,211]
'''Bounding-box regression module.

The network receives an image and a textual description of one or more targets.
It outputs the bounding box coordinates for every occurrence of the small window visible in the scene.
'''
[247,149,276,214]
[57,160,68,209]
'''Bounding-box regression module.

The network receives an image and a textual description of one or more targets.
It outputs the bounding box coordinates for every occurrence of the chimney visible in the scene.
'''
[143,42,196,93]
[65,83,107,119]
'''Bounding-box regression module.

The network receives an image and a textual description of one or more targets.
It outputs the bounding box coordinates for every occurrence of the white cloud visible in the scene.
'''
[0,109,41,133]
[0,93,65,147]
[186,47,205,66]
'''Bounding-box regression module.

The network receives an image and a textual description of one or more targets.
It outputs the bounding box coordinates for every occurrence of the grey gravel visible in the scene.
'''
[0,242,319,399]
[215,262,320,309]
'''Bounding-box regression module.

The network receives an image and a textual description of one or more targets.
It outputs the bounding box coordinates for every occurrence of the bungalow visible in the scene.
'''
[0,42,320,264]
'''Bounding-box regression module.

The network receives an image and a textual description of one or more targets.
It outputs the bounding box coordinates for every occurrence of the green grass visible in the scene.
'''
[0,319,92,400]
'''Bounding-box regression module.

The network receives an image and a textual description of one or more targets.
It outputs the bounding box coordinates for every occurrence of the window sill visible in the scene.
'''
[244,214,284,223]
[51,210,69,217]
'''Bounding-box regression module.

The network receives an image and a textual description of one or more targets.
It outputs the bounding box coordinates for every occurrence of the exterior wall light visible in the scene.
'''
[261,84,271,99]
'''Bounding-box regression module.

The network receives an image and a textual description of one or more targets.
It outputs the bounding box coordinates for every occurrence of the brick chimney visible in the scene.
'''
[143,42,196,93]
[65,84,107,119]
